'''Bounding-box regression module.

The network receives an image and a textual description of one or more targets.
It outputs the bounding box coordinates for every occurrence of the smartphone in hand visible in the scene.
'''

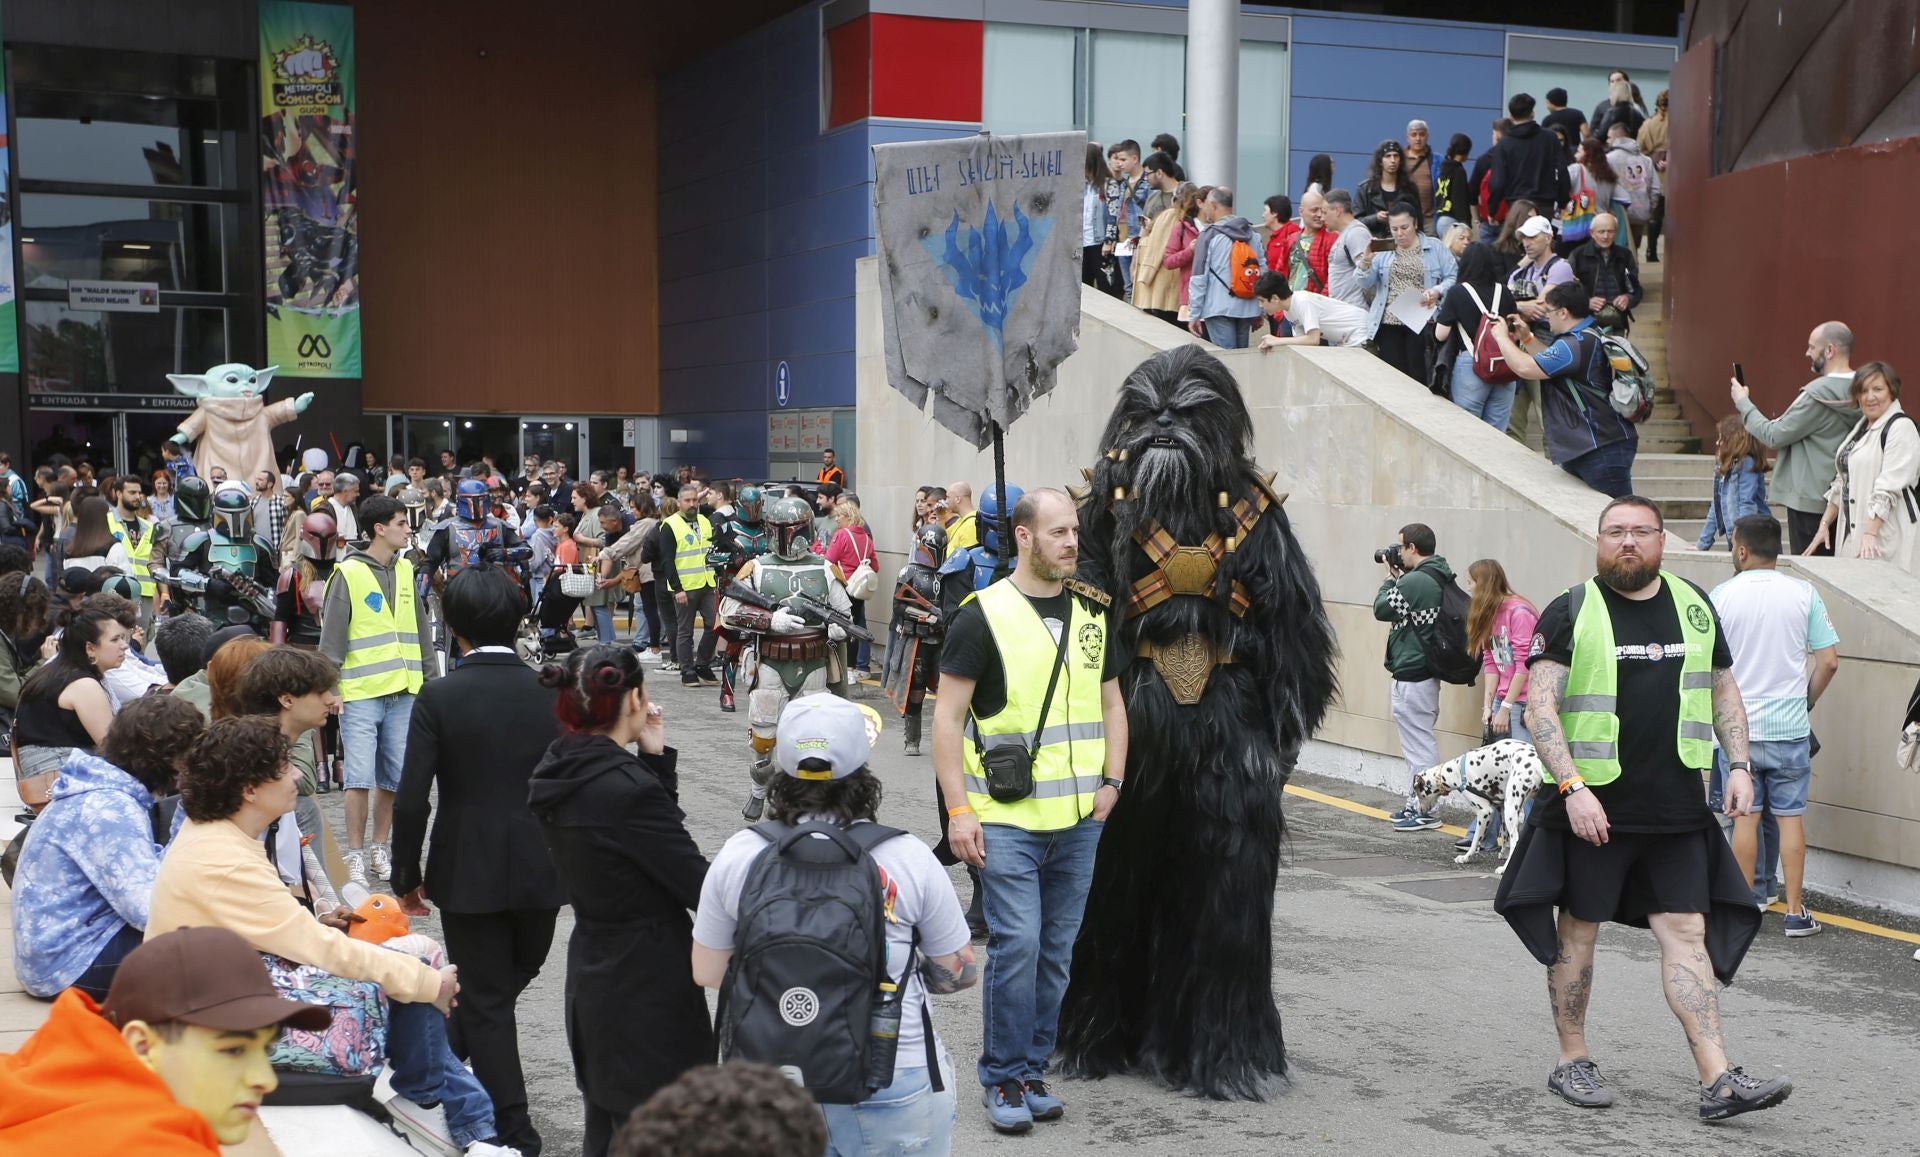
[1733,362,1745,385]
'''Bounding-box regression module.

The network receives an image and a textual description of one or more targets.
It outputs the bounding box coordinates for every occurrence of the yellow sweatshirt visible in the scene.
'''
[147,819,442,1004]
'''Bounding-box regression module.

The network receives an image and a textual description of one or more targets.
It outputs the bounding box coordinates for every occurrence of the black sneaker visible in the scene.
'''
[1700,1066,1791,1122]
[1547,1057,1616,1108]
[694,666,720,686]
[982,1079,1033,1133]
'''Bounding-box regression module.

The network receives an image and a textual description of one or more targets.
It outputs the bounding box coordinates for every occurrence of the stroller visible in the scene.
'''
[522,564,590,662]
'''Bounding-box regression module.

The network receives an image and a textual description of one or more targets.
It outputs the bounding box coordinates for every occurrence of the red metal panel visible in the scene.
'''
[825,14,872,130]
[1717,0,1836,168]
[870,14,982,124]
[1736,0,1920,169]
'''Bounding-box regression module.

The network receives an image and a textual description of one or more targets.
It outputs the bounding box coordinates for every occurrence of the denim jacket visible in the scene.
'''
[1697,457,1772,550]
[9,751,164,996]
[1360,235,1458,338]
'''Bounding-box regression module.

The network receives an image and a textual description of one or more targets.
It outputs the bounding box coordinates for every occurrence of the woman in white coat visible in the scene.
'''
[1807,361,1920,572]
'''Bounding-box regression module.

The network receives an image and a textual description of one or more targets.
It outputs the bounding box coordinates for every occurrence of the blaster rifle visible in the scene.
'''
[723,578,872,643]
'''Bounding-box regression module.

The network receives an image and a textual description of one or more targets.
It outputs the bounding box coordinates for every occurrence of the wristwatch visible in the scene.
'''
[1100,777,1125,793]
[1727,761,1751,773]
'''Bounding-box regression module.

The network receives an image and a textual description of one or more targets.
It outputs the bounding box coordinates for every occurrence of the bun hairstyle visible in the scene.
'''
[541,644,646,732]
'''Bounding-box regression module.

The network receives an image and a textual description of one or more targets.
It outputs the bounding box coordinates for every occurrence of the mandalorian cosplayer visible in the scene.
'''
[174,483,280,632]
[937,481,1021,592]
[1056,344,1338,1099]
[717,495,853,821]
[707,484,772,712]
[882,519,949,756]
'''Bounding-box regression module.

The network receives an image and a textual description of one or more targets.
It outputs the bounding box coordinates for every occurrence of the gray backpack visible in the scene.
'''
[717,820,942,1104]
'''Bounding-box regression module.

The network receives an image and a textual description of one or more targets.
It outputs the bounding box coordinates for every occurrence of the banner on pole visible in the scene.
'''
[0,15,18,375]
[871,132,1085,449]
[261,0,360,377]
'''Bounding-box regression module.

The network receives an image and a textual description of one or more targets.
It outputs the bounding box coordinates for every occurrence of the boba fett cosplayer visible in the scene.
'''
[707,484,772,712]
[718,495,855,821]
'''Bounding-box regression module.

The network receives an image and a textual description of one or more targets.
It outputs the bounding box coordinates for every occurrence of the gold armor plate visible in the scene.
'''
[1147,632,1216,705]
[1160,546,1218,597]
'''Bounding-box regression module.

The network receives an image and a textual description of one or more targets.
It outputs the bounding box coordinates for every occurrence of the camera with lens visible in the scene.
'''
[1373,543,1403,570]
[1509,276,1542,303]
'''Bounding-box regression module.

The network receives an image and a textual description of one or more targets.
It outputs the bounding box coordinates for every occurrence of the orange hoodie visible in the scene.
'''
[0,989,221,1155]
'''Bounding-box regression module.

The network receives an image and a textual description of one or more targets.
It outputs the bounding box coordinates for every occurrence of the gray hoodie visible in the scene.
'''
[318,545,436,679]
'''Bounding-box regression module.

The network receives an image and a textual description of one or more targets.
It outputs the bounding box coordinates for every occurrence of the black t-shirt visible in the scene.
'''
[1525,577,1732,833]
[940,586,1125,719]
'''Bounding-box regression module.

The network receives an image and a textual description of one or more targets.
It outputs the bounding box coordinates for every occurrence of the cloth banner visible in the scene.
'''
[261,0,360,377]
[871,133,1085,448]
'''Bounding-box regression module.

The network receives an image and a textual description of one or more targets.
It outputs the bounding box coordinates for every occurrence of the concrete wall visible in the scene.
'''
[855,256,1920,911]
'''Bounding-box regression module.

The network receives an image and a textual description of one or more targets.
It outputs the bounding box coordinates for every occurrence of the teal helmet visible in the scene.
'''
[737,485,766,524]
[766,495,814,560]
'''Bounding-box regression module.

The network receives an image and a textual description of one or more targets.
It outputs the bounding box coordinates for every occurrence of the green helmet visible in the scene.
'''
[766,495,814,560]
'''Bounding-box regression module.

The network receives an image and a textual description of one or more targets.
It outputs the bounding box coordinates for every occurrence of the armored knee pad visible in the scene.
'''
[749,687,785,741]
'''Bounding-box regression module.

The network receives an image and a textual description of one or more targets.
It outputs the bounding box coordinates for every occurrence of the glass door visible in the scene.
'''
[519,418,588,478]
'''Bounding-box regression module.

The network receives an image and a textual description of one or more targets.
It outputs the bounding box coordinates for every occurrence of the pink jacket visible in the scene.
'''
[1162,218,1200,306]
[1482,596,1539,702]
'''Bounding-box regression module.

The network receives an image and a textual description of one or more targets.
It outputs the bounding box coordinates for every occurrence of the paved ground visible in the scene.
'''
[308,667,1920,1157]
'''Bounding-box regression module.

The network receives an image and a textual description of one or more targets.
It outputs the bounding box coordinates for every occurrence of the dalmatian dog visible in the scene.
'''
[1410,738,1543,874]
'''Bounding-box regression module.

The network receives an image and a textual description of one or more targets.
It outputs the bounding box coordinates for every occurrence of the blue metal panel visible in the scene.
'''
[665,113,769,193]
[767,127,872,209]
[773,351,857,410]
[768,182,873,259]
[1292,45,1502,105]
[659,362,768,416]
[659,215,768,278]
[865,121,983,151]
[1289,13,1502,55]
[767,296,857,361]
[1287,149,1373,195]
[659,161,770,237]
[661,314,769,372]
[1289,97,1496,157]
[765,240,866,307]
[658,410,771,475]
[658,262,770,328]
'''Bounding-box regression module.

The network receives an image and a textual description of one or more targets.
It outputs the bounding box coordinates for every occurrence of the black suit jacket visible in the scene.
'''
[392,652,567,912]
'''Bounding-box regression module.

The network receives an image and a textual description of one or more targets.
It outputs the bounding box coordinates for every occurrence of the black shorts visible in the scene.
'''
[1559,827,1713,925]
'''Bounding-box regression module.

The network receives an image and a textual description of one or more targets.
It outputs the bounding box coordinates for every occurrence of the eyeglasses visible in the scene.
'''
[1599,526,1662,542]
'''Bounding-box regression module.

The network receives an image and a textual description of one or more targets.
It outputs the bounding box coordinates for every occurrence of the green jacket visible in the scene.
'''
[1735,373,1858,514]
[1372,555,1453,681]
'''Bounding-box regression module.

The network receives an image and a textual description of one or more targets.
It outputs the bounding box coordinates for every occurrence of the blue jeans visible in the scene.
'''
[1450,351,1517,431]
[1117,253,1134,298]
[340,692,413,791]
[590,602,614,643]
[1712,750,1784,902]
[851,600,870,672]
[388,1000,497,1148]
[976,820,1101,1087]
[1560,437,1636,498]
[1203,315,1252,349]
[1468,695,1533,845]
[822,1040,956,1156]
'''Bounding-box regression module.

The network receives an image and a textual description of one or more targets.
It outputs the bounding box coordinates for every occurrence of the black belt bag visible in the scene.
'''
[977,616,1070,803]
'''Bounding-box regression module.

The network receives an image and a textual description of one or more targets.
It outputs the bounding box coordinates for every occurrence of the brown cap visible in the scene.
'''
[101,927,333,1034]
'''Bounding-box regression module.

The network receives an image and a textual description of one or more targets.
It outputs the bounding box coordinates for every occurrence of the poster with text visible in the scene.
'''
[0,13,18,376]
[261,0,360,377]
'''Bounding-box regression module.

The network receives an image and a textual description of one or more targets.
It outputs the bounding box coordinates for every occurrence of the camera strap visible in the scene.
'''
[1025,607,1073,762]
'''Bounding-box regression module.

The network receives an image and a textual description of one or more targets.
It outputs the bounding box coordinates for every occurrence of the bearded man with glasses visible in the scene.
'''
[1495,495,1793,1124]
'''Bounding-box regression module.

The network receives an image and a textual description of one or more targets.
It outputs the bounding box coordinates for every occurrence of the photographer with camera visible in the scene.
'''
[1371,523,1456,832]
[1488,282,1637,498]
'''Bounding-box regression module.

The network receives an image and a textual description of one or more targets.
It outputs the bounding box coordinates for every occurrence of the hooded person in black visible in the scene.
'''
[526,645,711,1157]
[1488,93,1572,216]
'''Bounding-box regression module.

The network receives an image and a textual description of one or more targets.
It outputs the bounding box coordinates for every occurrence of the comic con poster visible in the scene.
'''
[261,0,359,377]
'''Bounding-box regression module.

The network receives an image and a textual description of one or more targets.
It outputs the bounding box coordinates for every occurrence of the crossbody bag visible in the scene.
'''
[977,617,1071,803]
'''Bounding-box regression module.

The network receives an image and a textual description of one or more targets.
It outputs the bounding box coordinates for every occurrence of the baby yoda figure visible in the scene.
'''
[167,363,314,488]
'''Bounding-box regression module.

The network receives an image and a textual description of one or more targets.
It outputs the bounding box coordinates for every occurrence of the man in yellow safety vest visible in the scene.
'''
[660,481,720,688]
[1497,495,1792,1123]
[932,487,1127,1135]
[106,475,157,622]
[319,495,433,888]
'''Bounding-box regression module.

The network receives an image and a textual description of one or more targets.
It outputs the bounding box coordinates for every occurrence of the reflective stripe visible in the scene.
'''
[963,774,1105,799]
[338,655,423,678]
[1679,720,1717,742]
[343,630,421,652]
[1567,741,1616,760]
[964,721,1107,748]
[1562,572,1718,783]
[1680,671,1714,690]
[1560,694,1615,713]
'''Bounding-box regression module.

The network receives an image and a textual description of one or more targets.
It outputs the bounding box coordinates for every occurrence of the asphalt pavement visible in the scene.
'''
[324,666,1920,1156]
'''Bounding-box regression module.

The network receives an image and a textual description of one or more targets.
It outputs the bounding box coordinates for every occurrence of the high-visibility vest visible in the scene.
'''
[944,511,979,559]
[106,511,155,598]
[1557,571,1716,785]
[961,579,1108,830]
[331,556,424,701]
[662,512,716,591]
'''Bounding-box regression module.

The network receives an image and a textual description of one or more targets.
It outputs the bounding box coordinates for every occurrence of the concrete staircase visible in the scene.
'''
[1624,258,1720,545]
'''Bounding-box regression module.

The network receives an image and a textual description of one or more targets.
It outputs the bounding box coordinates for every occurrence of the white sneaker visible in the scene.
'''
[370,844,393,881]
[343,850,368,889]
[386,1095,459,1155]
[466,1144,523,1157]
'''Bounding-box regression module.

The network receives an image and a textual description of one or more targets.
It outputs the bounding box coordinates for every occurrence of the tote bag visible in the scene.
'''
[1558,169,1597,243]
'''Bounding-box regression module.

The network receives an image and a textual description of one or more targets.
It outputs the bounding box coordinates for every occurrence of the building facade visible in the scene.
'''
[0,0,1674,485]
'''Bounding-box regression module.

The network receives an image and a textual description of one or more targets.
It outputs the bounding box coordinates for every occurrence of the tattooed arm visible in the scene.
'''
[1524,660,1579,787]
[1711,666,1755,817]
[921,944,979,993]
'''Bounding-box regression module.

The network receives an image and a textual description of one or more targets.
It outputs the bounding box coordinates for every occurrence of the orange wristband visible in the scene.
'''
[947,805,975,819]
[1558,776,1586,795]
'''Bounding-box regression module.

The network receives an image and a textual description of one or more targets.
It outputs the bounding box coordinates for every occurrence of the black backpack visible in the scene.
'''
[717,820,941,1104]
[1418,572,1481,685]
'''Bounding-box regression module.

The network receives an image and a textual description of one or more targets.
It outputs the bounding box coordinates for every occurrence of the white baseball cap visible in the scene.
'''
[1516,215,1555,239]
[775,694,883,781]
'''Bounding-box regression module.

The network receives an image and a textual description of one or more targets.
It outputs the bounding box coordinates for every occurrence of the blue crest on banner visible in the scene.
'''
[921,201,1051,351]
